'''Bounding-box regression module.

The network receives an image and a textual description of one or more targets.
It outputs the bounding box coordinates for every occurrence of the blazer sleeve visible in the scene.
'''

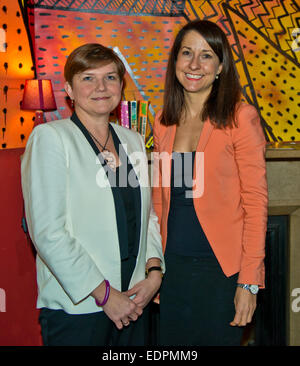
[151,111,163,227]
[135,131,165,271]
[232,104,268,287]
[21,124,105,304]
[146,204,165,272]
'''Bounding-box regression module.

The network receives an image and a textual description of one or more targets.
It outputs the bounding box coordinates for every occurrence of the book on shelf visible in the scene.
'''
[118,101,130,129]
[117,100,151,145]
[129,101,138,131]
[138,101,148,142]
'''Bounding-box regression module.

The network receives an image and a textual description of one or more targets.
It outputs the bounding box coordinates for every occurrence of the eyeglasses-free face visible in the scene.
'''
[175,30,223,99]
[65,62,123,120]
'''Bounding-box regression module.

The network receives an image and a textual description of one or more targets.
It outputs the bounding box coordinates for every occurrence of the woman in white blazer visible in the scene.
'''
[21,43,164,346]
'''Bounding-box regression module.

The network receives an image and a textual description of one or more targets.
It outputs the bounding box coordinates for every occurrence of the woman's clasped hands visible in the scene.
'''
[92,270,162,330]
[92,281,143,330]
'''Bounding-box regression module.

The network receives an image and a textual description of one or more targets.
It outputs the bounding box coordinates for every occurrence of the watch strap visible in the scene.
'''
[237,283,259,294]
[145,266,163,277]
[237,283,250,290]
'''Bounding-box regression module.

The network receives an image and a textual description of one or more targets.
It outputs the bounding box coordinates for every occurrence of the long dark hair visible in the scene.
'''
[161,20,241,128]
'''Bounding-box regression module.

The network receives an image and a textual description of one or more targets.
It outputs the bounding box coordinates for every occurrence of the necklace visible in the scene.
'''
[87,128,110,153]
[87,127,116,168]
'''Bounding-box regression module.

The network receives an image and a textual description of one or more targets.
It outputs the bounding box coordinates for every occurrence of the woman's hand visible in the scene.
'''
[125,271,162,309]
[92,282,143,330]
[230,286,257,326]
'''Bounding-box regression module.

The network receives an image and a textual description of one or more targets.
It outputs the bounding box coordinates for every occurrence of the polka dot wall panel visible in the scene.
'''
[0,0,35,149]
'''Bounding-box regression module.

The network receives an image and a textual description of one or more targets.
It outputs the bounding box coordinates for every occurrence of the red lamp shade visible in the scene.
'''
[21,79,57,111]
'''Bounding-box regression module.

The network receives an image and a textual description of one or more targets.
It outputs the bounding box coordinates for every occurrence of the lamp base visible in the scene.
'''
[35,110,44,127]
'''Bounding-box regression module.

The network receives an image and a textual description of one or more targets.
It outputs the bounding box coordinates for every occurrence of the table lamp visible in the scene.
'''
[21,79,57,126]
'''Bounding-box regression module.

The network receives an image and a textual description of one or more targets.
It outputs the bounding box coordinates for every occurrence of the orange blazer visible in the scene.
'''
[152,103,268,287]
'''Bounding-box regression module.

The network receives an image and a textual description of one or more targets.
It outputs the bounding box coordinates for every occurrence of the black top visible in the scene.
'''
[166,151,213,257]
[115,165,138,257]
[70,112,141,260]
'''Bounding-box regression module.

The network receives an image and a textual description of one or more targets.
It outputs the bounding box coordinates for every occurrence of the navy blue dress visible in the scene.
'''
[159,152,243,346]
[165,151,213,257]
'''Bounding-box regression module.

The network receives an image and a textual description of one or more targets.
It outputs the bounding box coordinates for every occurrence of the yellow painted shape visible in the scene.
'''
[227,8,299,141]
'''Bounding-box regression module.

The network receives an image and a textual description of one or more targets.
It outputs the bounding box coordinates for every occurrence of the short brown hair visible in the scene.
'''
[161,20,241,128]
[64,43,126,86]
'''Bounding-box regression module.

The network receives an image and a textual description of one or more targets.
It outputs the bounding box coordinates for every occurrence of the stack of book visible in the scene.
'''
[117,101,149,143]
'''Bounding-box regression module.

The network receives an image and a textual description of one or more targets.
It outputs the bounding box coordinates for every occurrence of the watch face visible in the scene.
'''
[250,285,259,294]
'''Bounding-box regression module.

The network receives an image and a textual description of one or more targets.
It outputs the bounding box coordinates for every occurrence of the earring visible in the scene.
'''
[215,74,219,79]
[71,99,74,108]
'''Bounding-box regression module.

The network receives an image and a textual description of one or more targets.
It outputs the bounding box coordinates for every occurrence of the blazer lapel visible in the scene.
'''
[162,124,176,154]
[162,120,214,202]
[161,120,214,154]
[159,121,213,188]
[192,120,214,200]
[158,124,176,190]
[196,119,214,152]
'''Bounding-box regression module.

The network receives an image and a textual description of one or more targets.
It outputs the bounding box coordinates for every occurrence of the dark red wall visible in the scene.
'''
[0,148,42,346]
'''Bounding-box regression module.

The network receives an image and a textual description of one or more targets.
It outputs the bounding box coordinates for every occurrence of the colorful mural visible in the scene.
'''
[0,0,299,149]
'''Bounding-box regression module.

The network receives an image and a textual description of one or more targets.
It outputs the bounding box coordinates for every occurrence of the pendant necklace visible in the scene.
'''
[87,128,110,153]
[87,127,117,171]
[87,128,112,166]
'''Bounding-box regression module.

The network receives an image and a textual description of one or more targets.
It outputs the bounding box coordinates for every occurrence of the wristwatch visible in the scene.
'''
[145,266,163,277]
[237,283,259,295]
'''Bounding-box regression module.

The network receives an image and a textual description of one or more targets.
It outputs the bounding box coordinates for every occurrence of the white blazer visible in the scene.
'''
[21,117,164,315]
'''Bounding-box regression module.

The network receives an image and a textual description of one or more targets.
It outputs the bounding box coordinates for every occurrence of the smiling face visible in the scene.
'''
[65,62,123,120]
[175,30,223,99]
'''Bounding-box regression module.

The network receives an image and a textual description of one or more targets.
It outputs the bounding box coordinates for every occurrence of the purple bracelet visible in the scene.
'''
[95,280,110,307]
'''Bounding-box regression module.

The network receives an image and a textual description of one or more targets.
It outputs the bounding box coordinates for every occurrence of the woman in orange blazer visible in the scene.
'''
[152,20,268,346]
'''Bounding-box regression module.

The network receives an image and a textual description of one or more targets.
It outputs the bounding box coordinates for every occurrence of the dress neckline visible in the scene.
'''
[172,151,196,154]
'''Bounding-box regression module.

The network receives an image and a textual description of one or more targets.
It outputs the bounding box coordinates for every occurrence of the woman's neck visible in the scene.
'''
[74,108,110,136]
[183,88,211,120]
